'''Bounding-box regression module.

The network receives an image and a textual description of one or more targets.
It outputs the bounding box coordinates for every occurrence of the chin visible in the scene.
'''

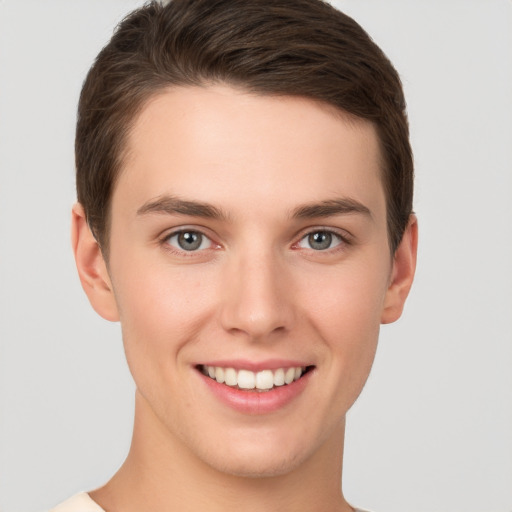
[190,429,315,479]
[208,450,305,479]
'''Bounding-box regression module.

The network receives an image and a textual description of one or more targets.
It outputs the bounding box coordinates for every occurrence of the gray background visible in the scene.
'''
[0,1,511,511]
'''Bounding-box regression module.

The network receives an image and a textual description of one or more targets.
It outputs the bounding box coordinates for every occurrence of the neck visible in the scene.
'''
[90,391,353,512]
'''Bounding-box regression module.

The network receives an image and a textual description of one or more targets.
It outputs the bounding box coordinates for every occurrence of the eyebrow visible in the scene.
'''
[291,198,372,220]
[137,195,228,221]
[137,195,371,222]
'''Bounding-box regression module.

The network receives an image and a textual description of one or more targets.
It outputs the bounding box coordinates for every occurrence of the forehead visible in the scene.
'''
[115,85,385,222]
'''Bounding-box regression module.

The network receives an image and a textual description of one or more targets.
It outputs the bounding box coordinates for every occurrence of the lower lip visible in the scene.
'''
[198,369,313,414]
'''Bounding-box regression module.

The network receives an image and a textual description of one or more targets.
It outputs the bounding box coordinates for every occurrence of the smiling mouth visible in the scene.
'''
[197,365,314,392]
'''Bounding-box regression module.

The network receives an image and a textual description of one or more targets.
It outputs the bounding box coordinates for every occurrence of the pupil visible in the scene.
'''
[178,231,202,251]
[309,231,331,250]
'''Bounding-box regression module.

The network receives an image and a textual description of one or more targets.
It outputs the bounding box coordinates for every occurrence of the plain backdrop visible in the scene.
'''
[0,1,511,511]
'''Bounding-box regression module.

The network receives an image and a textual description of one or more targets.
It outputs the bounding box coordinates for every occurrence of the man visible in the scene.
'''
[53,0,417,510]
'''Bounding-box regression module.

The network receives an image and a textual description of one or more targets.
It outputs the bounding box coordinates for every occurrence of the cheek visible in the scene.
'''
[299,260,388,380]
[114,253,209,322]
[303,258,388,331]
[111,260,214,384]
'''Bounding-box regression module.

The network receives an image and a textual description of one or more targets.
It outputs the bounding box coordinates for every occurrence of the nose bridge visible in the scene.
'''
[220,244,294,340]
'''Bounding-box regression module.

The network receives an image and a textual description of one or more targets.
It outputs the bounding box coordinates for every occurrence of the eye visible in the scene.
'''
[297,230,344,251]
[165,230,213,252]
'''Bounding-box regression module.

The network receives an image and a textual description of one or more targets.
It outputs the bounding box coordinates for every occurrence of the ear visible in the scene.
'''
[71,203,120,322]
[381,215,418,324]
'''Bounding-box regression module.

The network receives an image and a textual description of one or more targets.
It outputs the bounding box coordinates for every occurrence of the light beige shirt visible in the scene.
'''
[49,493,104,512]
[50,492,372,512]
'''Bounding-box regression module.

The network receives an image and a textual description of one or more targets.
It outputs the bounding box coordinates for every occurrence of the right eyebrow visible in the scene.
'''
[136,195,229,221]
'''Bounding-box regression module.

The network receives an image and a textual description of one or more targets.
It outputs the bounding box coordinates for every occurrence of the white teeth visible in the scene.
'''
[273,368,285,386]
[224,367,237,386]
[203,365,307,390]
[255,370,274,390]
[237,369,255,389]
[215,367,225,384]
[284,367,295,385]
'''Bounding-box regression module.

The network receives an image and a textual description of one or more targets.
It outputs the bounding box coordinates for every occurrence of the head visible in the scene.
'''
[72,0,417,481]
[76,0,413,259]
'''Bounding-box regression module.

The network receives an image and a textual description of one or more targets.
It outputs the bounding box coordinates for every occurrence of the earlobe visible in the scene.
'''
[71,203,120,322]
[381,214,418,324]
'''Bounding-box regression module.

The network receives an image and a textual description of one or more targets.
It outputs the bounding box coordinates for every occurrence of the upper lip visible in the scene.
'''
[196,359,313,372]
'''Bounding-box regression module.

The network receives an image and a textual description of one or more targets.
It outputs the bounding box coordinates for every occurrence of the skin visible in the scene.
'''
[72,85,417,512]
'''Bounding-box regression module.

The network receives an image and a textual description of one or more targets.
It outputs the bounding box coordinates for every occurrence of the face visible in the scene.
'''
[78,84,415,478]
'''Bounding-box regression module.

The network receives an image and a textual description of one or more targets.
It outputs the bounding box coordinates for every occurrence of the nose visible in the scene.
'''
[219,250,296,341]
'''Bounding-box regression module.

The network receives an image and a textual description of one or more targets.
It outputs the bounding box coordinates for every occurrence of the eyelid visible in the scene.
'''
[167,231,212,251]
[292,226,353,251]
[159,226,222,254]
[157,224,353,255]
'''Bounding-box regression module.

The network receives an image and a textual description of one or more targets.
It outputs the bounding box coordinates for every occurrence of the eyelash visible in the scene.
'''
[161,229,219,256]
[159,227,352,256]
[294,229,350,252]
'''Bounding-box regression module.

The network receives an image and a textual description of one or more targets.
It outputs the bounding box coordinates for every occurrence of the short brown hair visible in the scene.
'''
[76,0,413,256]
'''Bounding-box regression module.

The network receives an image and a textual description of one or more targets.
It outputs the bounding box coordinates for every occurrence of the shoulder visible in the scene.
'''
[49,493,105,512]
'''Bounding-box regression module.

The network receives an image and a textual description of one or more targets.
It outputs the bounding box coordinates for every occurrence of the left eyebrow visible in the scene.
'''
[291,198,372,220]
